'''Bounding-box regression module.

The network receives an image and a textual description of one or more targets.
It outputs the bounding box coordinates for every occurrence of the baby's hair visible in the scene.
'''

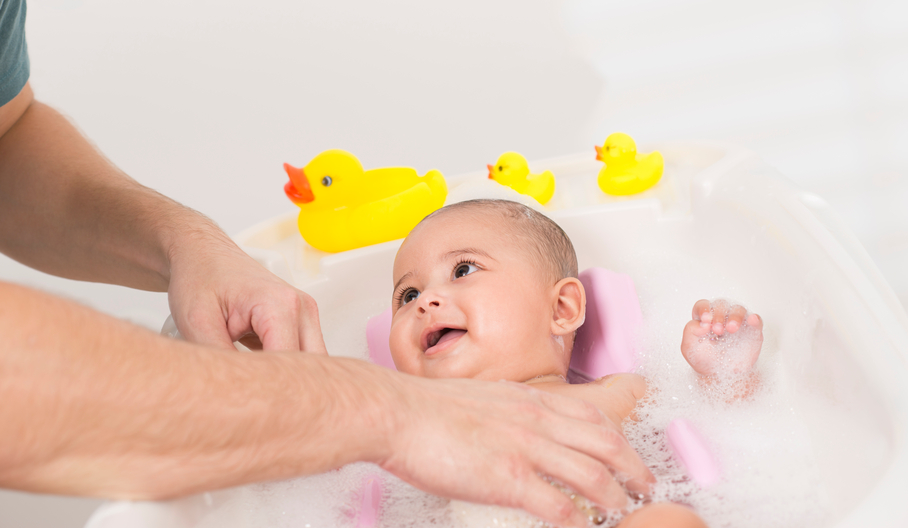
[420,199,578,284]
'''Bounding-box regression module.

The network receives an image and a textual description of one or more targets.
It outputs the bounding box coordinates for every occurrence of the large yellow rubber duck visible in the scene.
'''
[487,152,555,205]
[283,149,447,253]
[594,133,663,195]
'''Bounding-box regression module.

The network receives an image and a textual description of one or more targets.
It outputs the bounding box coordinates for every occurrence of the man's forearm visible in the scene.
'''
[0,280,395,498]
[0,85,220,291]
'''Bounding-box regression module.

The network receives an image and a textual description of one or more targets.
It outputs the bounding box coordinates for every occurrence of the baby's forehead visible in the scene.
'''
[413,207,528,249]
[420,206,523,234]
[398,207,543,271]
[398,199,577,286]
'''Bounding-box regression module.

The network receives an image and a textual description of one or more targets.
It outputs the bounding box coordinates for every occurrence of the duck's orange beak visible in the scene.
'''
[487,164,495,179]
[284,163,314,204]
[594,145,603,161]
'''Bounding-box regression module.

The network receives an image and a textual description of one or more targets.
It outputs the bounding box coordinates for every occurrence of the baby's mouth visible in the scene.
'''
[423,327,467,354]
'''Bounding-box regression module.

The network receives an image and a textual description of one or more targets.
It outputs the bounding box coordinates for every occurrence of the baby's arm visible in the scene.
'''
[681,299,763,383]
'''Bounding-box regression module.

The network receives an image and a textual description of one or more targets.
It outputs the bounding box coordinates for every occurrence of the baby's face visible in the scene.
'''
[390,210,566,381]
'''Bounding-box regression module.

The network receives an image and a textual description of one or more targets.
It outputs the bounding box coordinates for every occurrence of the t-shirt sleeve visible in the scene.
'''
[0,0,28,106]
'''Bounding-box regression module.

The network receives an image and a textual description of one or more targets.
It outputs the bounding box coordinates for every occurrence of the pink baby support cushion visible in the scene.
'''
[356,474,384,528]
[365,266,642,380]
[571,267,642,380]
[365,308,396,370]
[666,419,721,488]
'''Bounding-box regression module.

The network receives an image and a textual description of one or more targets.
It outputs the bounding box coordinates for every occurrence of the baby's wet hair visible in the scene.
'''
[420,199,578,284]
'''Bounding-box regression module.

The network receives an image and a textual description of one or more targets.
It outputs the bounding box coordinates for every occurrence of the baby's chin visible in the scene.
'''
[429,361,528,382]
[392,342,543,382]
[410,354,486,380]
[388,351,470,379]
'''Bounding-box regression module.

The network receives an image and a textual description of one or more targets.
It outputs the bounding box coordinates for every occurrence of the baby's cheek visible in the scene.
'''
[388,328,425,377]
[387,324,408,364]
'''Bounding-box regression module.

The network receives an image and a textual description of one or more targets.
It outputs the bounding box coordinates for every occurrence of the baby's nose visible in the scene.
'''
[417,294,442,313]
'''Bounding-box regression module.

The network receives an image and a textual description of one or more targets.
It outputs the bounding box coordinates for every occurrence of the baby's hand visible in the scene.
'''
[681,299,763,378]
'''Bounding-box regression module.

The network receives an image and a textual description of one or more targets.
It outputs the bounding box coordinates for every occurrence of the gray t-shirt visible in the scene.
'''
[0,0,28,106]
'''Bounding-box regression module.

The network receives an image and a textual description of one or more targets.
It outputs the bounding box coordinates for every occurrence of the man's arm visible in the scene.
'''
[0,83,324,351]
[0,280,652,528]
[0,83,177,290]
[0,281,355,497]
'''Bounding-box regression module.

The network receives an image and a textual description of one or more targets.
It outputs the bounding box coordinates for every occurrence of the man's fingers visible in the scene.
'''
[547,418,654,496]
[254,290,326,353]
[258,312,326,354]
[297,298,327,354]
[514,475,590,528]
[176,303,238,351]
[517,387,654,496]
[534,443,629,511]
[237,332,264,350]
[255,310,303,351]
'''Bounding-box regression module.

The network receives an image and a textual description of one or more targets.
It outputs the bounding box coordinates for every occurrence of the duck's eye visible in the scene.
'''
[498,165,503,171]
[453,262,479,279]
[401,288,420,305]
[321,176,333,187]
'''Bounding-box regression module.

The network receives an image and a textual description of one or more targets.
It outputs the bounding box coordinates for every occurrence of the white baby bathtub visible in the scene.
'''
[86,143,908,528]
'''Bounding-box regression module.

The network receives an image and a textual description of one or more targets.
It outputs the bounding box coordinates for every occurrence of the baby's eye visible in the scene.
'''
[453,262,479,279]
[400,288,420,305]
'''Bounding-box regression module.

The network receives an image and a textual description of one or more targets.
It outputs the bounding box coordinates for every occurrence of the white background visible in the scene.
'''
[3,0,907,526]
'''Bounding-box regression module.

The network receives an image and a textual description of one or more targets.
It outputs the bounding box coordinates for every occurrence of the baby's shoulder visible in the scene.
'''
[592,373,648,400]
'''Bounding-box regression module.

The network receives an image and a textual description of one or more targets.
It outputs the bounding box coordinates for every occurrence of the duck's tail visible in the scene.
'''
[422,169,448,208]
[530,170,556,205]
[641,152,665,185]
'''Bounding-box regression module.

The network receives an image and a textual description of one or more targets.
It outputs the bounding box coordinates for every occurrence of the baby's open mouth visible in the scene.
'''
[423,327,467,353]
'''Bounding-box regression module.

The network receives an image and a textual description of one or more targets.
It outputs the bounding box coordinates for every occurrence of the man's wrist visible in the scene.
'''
[236,353,404,477]
[310,356,405,467]
[153,201,236,284]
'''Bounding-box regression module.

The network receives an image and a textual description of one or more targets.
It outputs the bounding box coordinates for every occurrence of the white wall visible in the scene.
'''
[3,0,906,526]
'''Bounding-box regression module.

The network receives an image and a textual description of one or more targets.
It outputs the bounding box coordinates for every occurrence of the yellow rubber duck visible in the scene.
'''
[594,133,663,195]
[283,149,447,253]
[487,152,555,205]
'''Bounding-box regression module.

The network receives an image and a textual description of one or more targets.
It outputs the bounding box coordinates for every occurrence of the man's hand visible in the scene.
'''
[379,375,655,528]
[166,224,327,353]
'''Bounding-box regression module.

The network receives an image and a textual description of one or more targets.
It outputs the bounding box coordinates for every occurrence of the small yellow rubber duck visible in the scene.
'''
[283,149,447,253]
[487,152,555,205]
[594,133,663,195]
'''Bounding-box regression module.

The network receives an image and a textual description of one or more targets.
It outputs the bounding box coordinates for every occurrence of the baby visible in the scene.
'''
[388,199,764,528]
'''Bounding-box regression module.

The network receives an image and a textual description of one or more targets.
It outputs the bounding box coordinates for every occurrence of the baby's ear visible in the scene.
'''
[551,277,586,336]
